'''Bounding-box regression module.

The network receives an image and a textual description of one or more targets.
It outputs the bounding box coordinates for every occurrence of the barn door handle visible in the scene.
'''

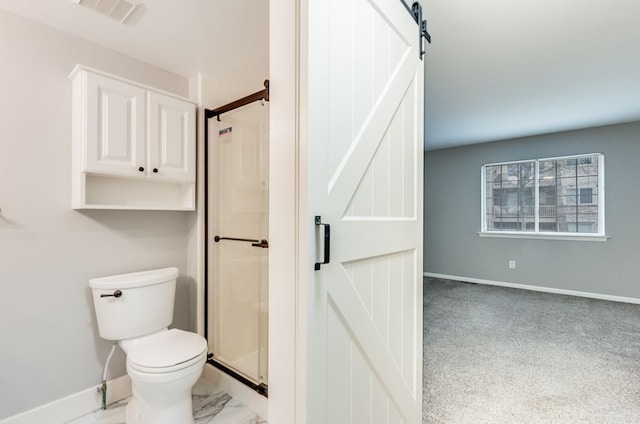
[314,216,330,271]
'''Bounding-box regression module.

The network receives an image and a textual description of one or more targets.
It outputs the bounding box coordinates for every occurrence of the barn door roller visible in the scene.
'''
[400,0,431,59]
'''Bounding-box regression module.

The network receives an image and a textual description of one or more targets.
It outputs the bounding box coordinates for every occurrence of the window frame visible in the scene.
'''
[480,153,607,241]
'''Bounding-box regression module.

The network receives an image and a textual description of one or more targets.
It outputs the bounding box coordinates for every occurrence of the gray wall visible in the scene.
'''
[0,10,195,419]
[424,120,640,299]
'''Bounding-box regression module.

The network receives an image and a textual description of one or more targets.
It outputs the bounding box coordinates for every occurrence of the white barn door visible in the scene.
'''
[307,0,424,422]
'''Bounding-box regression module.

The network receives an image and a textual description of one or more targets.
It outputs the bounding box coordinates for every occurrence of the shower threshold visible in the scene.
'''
[207,355,268,398]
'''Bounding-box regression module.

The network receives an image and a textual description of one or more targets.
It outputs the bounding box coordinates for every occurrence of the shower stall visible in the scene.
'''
[204,82,269,395]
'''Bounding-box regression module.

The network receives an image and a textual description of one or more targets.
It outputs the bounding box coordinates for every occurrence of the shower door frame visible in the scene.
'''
[203,81,270,397]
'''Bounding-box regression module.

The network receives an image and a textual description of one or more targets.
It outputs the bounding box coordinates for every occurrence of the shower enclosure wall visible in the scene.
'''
[205,87,269,394]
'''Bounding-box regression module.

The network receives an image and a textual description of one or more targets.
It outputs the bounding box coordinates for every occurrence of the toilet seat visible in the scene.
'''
[127,329,207,374]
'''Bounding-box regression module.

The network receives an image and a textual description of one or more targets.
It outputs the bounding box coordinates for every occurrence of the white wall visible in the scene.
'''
[0,10,195,419]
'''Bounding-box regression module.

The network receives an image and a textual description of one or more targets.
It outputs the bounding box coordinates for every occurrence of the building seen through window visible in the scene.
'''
[482,154,603,234]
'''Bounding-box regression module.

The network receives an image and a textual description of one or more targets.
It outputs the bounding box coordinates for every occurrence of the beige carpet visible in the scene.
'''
[423,277,640,424]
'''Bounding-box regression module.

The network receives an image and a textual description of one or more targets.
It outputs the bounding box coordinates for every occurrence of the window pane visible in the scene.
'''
[485,161,535,231]
[546,155,599,233]
[538,160,558,230]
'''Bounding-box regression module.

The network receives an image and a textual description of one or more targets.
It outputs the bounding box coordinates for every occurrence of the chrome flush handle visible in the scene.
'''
[100,290,123,298]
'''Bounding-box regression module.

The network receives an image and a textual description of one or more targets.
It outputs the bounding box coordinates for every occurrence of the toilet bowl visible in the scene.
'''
[123,329,207,424]
[89,268,207,424]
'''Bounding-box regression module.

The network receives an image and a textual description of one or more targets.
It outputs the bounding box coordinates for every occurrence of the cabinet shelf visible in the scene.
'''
[74,174,195,210]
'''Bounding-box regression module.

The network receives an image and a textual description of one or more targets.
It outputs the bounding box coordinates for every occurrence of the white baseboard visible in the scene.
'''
[0,375,131,424]
[202,364,268,419]
[424,272,640,305]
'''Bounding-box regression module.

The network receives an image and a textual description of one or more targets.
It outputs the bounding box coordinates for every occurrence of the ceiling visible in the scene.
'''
[0,0,269,94]
[1,0,639,150]
[423,0,640,149]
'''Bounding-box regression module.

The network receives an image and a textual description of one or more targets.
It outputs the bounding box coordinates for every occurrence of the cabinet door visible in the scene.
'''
[147,91,196,182]
[85,73,146,177]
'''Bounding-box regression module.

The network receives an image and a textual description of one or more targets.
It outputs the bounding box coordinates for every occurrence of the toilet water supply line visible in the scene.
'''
[98,343,118,410]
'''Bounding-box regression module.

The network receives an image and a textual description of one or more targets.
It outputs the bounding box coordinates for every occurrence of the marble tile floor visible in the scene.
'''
[67,377,267,424]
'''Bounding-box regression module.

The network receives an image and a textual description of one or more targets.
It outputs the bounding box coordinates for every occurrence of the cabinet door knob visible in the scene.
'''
[152,168,158,173]
[138,166,145,172]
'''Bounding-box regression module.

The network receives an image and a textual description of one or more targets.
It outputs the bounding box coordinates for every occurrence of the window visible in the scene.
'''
[566,188,594,205]
[580,188,593,204]
[482,154,604,237]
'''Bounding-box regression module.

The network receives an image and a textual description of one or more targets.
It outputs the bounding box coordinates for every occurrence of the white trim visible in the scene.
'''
[478,231,609,242]
[480,166,487,232]
[599,155,606,233]
[188,73,206,337]
[424,272,640,305]
[269,0,304,422]
[202,364,268,419]
[0,375,131,424]
[68,64,195,104]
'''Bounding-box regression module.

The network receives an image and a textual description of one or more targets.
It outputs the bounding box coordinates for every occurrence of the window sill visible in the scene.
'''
[478,231,609,242]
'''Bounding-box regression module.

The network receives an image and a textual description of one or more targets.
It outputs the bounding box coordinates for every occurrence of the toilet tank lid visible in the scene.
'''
[89,267,179,289]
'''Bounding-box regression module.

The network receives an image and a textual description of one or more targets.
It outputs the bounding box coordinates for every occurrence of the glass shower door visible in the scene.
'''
[207,101,268,390]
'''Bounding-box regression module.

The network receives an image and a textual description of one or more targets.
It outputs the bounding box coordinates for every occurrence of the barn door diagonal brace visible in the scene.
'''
[400,0,431,59]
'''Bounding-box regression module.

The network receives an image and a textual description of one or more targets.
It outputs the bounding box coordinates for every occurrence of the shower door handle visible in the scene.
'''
[215,235,269,248]
[251,239,269,248]
[314,216,330,271]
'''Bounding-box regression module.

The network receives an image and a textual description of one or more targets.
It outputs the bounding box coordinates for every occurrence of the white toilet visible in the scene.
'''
[89,267,207,424]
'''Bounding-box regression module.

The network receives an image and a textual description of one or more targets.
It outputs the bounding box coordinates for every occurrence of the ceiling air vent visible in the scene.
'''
[70,0,141,24]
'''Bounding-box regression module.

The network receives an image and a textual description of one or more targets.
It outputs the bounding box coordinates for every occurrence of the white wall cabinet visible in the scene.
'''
[70,65,196,210]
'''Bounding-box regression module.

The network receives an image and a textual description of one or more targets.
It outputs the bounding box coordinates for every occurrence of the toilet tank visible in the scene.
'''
[89,267,178,340]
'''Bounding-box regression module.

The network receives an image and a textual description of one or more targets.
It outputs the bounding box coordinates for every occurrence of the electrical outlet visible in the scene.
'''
[509,260,516,269]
